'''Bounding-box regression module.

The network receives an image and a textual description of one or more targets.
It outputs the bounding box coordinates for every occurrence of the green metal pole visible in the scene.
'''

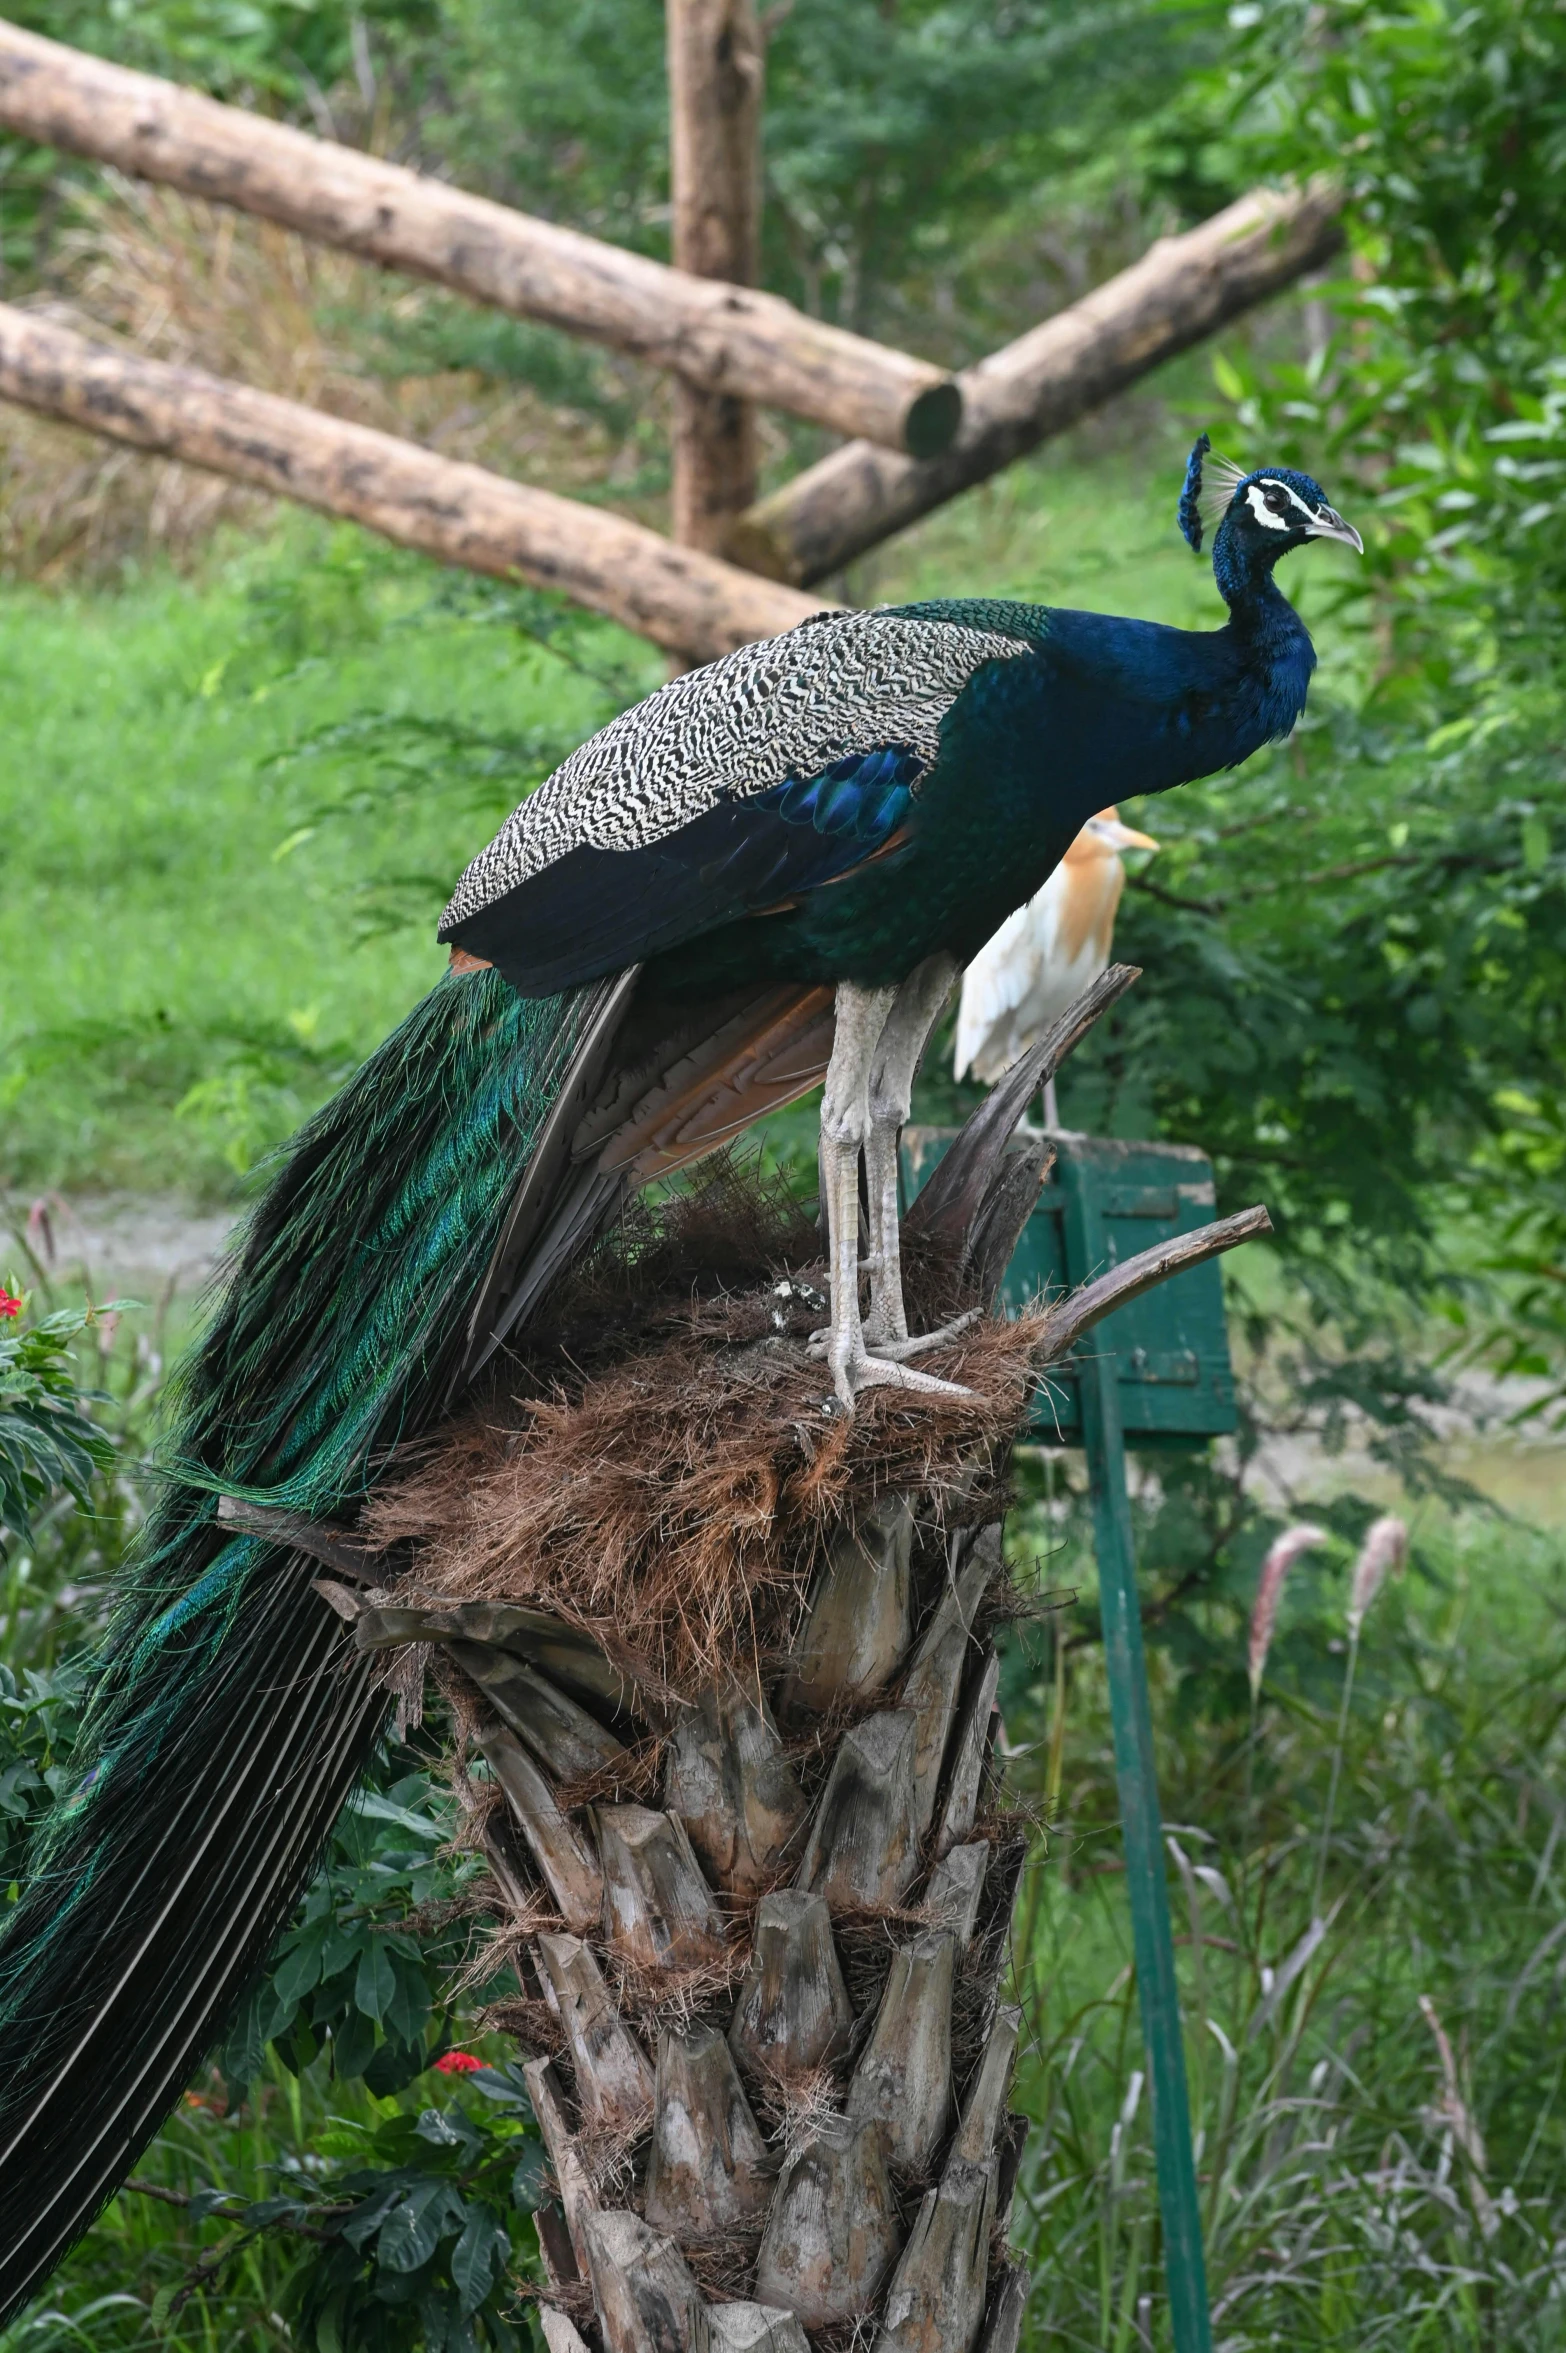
[1057,1147,1213,2353]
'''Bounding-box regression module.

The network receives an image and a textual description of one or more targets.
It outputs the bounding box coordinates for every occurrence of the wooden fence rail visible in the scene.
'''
[0,304,828,662]
[733,184,1344,585]
[0,16,961,459]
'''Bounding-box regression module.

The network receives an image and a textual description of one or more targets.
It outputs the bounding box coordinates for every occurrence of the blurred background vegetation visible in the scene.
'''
[1,0,1565,2344]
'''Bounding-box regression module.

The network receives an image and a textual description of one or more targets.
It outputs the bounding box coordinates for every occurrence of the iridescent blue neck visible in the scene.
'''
[1211,522,1317,742]
[1213,518,1294,632]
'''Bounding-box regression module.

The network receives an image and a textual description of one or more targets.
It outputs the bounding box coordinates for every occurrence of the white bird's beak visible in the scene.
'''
[1307,506,1364,554]
[1095,818,1160,853]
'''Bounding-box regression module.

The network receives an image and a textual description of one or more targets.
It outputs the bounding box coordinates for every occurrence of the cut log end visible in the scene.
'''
[903,378,963,461]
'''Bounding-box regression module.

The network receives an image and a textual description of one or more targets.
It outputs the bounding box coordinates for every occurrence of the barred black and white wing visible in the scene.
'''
[438,609,1029,995]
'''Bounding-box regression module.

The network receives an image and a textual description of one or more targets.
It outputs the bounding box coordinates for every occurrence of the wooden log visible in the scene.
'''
[597,1805,728,1971]
[0,304,827,664]
[727,1889,854,2080]
[707,2306,810,2353]
[921,1840,989,1946]
[793,1711,922,1912]
[873,2159,996,2353]
[0,20,960,457]
[780,1494,913,1718]
[752,2115,902,2329]
[845,1931,956,2171]
[952,2004,1021,2165]
[583,2208,710,2353]
[455,1642,628,1783]
[731,182,1344,584]
[523,2056,600,2268]
[933,1650,1000,1860]
[663,1684,808,1899]
[667,0,762,555]
[643,2026,774,2235]
[974,2263,1029,2353]
[900,1545,991,1835]
[535,1932,656,2135]
[479,1725,603,1932]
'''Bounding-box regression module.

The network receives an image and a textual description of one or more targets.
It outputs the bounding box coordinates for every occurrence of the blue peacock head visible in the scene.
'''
[1179,433,1362,597]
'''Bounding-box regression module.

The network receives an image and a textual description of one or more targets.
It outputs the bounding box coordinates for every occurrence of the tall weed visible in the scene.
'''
[1008,1507,1566,2346]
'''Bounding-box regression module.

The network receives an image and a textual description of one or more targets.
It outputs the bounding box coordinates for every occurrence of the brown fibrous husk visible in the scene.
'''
[360,1159,1055,1700]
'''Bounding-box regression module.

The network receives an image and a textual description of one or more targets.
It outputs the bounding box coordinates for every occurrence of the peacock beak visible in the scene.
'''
[1307,506,1364,554]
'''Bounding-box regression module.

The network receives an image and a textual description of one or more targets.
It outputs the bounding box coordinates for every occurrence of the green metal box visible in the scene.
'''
[901,1130,1238,1448]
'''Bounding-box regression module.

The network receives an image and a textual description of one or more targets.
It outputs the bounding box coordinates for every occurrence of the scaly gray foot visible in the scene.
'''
[826,1346,976,1410]
[861,1308,982,1362]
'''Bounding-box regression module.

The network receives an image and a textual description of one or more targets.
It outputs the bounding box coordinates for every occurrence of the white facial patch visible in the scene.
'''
[1246,478,1321,532]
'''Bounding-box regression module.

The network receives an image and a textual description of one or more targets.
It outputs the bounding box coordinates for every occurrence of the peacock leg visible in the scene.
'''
[861,952,960,1351]
[816,978,973,1409]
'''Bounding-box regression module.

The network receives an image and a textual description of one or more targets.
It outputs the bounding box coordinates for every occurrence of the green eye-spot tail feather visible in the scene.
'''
[0,968,612,2317]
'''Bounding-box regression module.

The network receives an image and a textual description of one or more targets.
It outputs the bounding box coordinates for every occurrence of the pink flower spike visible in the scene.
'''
[1348,1515,1408,1638]
[435,2049,484,2074]
[0,1288,22,1321]
[1248,1524,1329,1700]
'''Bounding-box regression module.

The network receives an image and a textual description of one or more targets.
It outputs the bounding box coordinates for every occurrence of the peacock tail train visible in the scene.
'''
[0,968,606,2319]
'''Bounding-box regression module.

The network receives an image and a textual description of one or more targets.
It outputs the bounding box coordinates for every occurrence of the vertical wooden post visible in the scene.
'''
[1057,1144,1214,2353]
[666,0,763,561]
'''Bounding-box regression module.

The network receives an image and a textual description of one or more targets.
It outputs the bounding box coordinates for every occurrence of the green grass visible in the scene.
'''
[0,523,658,1196]
[0,391,1367,1206]
[1000,1501,1566,2348]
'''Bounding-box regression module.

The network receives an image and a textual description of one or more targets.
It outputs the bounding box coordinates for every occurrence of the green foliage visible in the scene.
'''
[0,523,643,1195]
[0,1274,539,2351]
[1005,1508,1566,2345]
[0,1298,116,1553]
[1094,697,1566,1317]
[6,0,440,107]
[0,1638,539,2350]
[0,1658,84,1897]
[1146,0,1565,1402]
[1201,0,1566,672]
[280,2069,537,2353]
[206,1777,536,2353]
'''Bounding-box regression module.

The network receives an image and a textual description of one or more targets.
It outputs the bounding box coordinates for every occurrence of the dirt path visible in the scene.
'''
[3,1191,235,1317]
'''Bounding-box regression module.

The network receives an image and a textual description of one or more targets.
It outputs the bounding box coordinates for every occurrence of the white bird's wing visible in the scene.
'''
[953,874,1064,1082]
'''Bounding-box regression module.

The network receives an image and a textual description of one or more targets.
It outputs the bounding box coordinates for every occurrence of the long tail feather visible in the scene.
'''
[0,969,614,2315]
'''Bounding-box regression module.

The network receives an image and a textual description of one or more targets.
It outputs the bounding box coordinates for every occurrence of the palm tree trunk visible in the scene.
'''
[313,970,1260,2353]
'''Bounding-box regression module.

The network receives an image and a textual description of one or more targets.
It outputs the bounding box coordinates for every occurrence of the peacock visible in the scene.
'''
[0,438,1359,2317]
[952,806,1160,1121]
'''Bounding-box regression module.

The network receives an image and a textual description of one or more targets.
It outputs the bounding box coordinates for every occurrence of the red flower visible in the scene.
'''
[0,1290,21,1321]
[434,2049,483,2074]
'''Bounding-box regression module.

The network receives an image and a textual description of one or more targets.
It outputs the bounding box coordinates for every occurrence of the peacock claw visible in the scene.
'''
[862,1308,982,1361]
[826,1349,977,1409]
[809,1307,981,1366]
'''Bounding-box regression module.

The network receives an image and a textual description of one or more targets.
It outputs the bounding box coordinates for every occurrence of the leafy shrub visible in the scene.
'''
[0,1295,116,1556]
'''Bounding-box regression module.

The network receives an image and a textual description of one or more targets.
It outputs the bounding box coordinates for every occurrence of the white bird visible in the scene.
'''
[953,807,1159,1125]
